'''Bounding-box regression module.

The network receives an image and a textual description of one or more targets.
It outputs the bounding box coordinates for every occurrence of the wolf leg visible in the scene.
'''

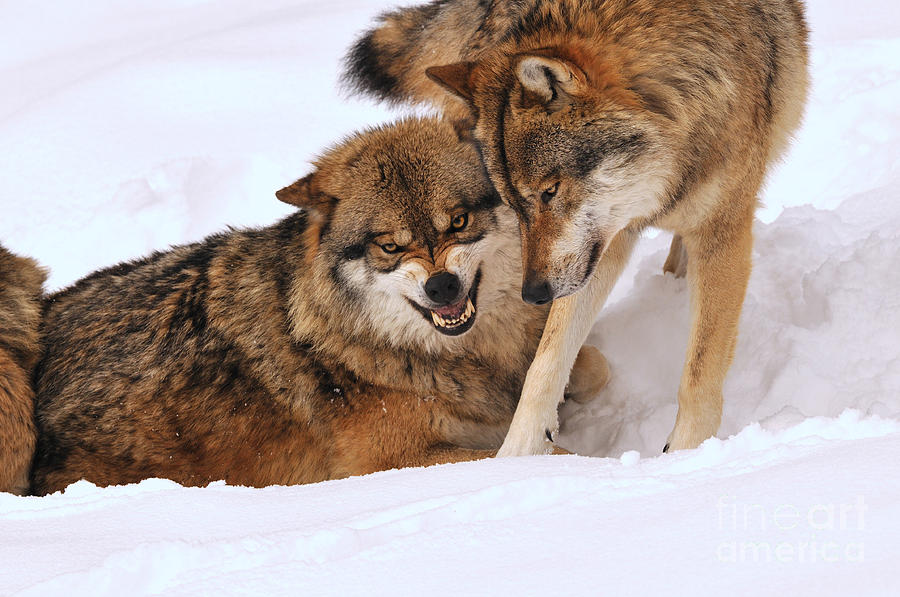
[664,216,753,451]
[417,446,496,467]
[663,234,688,278]
[497,228,638,457]
[419,443,570,467]
[564,345,610,404]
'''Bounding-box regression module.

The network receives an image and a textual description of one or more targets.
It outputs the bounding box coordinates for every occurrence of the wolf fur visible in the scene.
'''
[0,246,45,495]
[27,118,606,495]
[345,0,809,454]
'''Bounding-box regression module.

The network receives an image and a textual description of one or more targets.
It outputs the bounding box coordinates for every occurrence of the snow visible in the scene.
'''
[1,0,899,594]
[4,416,900,595]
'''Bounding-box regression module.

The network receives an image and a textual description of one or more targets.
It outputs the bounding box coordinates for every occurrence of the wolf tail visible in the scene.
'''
[342,0,498,110]
[0,245,46,495]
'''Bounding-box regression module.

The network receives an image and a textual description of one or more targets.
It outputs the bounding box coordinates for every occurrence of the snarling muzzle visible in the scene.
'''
[407,269,482,336]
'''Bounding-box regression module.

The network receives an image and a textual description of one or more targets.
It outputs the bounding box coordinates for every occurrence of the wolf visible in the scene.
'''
[0,246,44,495]
[344,0,809,455]
[27,118,606,495]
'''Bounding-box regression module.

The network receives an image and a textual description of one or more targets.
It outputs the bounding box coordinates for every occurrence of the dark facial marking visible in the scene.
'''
[581,240,604,287]
[475,190,502,210]
[541,182,559,203]
[573,130,646,177]
[493,91,531,219]
[341,244,365,261]
[328,262,357,301]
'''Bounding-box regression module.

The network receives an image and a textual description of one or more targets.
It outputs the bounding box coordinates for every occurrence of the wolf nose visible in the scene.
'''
[522,280,553,305]
[425,272,462,305]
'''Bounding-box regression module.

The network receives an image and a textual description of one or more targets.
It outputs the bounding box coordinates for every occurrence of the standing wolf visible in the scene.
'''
[345,0,809,454]
[27,118,605,495]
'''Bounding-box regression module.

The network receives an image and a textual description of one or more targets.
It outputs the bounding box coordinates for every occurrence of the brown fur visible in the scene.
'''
[345,0,809,453]
[0,246,45,495]
[29,118,603,495]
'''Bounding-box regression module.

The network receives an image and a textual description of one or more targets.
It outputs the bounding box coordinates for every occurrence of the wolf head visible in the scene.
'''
[277,118,527,352]
[425,45,676,303]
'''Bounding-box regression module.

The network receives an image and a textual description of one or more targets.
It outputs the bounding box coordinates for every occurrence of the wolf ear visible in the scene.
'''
[514,54,586,108]
[277,174,335,259]
[276,174,336,219]
[426,62,476,104]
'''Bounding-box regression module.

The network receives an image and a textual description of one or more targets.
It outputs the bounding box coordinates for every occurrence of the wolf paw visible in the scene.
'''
[549,444,572,455]
[496,416,557,457]
[664,416,718,452]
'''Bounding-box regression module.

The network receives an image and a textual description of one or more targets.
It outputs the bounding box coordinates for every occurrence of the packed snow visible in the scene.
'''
[1,0,898,594]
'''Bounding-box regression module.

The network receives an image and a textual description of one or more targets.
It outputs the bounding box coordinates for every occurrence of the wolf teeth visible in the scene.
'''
[431,298,475,328]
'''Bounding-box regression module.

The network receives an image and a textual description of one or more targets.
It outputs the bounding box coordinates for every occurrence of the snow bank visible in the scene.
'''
[3,414,898,596]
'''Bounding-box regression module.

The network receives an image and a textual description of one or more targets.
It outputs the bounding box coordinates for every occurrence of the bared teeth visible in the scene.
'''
[431,298,475,328]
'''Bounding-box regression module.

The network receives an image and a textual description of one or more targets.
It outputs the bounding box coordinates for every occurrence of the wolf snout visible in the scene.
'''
[522,278,553,305]
[424,271,462,305]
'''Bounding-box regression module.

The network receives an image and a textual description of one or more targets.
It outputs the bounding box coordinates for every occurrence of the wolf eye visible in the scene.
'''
[380,242,401,254]
[450,213,469,231]
[541,182,560,204]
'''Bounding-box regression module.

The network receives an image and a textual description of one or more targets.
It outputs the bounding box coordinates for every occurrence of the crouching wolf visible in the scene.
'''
[28,118,607,495]
[345,0,809,454]
[0,248,44,495]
